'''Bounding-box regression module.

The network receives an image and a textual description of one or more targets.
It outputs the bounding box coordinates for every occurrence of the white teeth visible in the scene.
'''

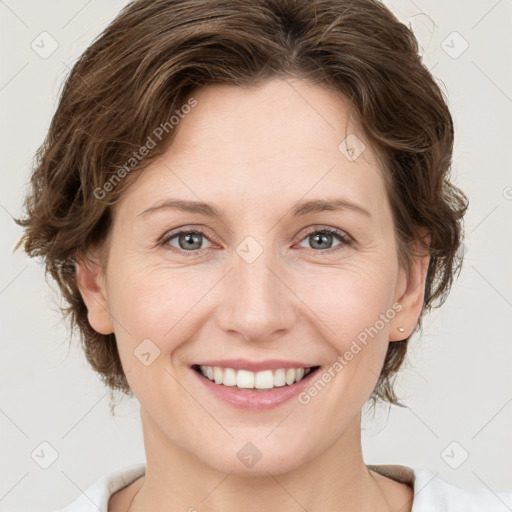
[222,367,237,387]
[236,369,255,389]
[197,365,313,389]
[254,370,274,389]
[273,368,286,387]
[213,366,223,385]
[285,368,296,385]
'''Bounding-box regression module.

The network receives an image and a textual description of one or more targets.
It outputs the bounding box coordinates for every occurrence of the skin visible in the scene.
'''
[77,78,430,512]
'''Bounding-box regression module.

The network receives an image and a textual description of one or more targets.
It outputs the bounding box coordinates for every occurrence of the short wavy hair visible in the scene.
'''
[15,0,468,408]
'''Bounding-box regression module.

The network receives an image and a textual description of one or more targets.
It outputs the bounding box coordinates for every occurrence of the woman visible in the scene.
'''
[15,0,512,510]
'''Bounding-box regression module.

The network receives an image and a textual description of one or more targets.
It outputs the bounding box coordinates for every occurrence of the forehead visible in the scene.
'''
[171,79,378,167]
[113,79,389,222]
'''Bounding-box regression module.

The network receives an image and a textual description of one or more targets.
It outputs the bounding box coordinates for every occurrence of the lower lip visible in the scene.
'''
[191,366,320,411]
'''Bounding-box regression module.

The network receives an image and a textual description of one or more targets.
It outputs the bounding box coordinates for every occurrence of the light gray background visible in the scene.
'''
[1,1,511,510]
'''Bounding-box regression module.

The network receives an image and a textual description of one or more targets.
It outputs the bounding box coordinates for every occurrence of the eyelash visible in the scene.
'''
[158,226,353,257]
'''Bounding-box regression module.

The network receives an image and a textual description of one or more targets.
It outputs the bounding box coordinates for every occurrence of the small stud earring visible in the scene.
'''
[397,327,406,333]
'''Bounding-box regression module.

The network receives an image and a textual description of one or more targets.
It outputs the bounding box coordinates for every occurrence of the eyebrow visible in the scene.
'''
[137,197,371,219]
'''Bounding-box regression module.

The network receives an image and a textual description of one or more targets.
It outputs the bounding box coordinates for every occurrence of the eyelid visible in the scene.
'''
[159,225,216,244]
[294,225,353,253]
[295,225,352,243]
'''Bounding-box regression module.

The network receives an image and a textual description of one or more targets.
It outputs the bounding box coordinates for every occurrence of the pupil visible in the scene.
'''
[181,233,201,250]
[312,233,331,249]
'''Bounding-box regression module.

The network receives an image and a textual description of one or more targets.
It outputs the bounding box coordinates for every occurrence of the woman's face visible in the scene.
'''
[79,79,427,476]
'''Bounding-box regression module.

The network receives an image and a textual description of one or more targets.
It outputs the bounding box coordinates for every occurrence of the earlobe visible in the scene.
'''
[75,254,114,335]
[390,230,431,342]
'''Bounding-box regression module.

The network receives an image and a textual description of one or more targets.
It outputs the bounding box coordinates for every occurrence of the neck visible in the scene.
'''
[128,409,398,512]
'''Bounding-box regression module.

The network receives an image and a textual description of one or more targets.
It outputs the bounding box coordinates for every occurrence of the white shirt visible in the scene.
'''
[54,463,512,511]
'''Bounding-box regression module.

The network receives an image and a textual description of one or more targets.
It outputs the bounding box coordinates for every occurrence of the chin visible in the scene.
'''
[194,435,312,477]
[206,451,304,478]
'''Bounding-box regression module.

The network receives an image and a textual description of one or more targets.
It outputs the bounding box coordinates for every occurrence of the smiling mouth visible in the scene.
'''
[192,364,321,391]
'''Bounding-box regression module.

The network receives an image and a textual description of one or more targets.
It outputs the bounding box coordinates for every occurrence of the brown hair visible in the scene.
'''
[15,0,468,408]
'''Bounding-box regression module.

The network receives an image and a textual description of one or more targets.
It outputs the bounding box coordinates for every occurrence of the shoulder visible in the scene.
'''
[411,466,512,512]
[52,463,146,512]
[369,464,512,512]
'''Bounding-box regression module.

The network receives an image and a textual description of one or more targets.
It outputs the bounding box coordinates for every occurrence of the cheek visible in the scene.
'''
[105,263,205,401]
[291,258,396,397]
[293,256,398,346]
[105,257,217,353]
[106,239,397,379]
[109,248,397,333]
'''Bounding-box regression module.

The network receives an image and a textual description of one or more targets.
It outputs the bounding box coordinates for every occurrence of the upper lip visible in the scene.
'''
[193,359,318,372]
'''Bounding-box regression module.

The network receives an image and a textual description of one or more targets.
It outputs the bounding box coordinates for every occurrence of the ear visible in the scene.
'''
[75,249,114,335]
[389,228,431,342]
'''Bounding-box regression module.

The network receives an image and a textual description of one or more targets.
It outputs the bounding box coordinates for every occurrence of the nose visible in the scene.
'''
[215,242,298,344]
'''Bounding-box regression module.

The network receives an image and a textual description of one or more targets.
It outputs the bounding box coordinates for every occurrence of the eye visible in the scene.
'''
[160,228,213,256]
[297,227,352,253]
[159,225,353,257]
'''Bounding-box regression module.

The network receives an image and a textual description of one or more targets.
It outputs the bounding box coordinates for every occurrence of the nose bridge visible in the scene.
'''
[216,234,296,342]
